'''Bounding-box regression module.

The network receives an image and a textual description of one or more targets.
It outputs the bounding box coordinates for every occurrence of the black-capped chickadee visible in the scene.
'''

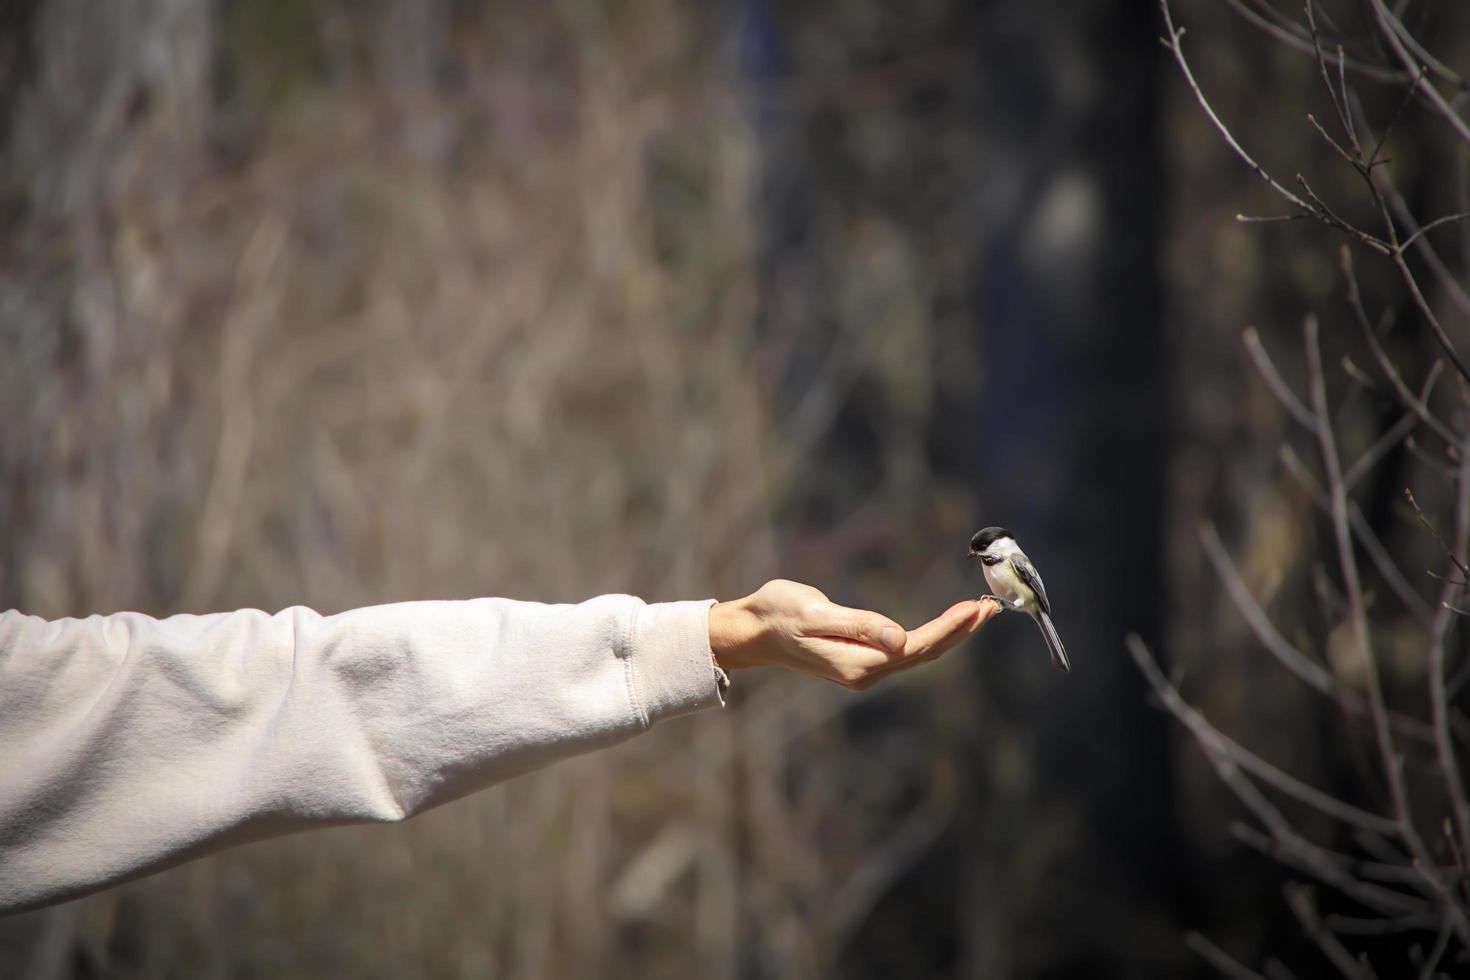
[968,527,1070,672]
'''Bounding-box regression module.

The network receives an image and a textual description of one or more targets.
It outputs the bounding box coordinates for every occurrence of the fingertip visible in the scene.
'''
[966,605,991,633]
[879,624,907,655]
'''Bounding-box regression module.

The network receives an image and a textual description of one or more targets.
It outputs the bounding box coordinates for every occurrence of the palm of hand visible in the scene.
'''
[710,579,998,691]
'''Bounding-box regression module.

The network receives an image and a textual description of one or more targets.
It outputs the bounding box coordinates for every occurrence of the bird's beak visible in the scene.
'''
[966,550,977,559]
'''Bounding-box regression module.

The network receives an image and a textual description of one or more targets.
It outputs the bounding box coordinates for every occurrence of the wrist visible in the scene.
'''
[709,595,766,672]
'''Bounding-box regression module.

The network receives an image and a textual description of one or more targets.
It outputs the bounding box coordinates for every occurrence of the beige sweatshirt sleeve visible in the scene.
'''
[0,595,725,913]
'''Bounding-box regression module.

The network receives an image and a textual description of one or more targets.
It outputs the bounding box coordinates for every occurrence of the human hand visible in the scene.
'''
[708,579,1000,691]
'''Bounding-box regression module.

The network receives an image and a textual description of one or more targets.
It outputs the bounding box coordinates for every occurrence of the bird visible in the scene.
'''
[968,526,1070,672]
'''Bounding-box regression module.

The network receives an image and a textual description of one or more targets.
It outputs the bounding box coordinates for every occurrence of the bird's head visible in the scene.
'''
[968,526,1014,559]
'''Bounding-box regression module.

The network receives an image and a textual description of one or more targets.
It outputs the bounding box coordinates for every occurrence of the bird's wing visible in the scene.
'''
[1010,555,1051,615]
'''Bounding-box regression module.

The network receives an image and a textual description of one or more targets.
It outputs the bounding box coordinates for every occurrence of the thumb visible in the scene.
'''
[805,604,907,655]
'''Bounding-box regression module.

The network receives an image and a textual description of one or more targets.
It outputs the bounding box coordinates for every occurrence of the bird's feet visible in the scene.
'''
[978,594,1016,612]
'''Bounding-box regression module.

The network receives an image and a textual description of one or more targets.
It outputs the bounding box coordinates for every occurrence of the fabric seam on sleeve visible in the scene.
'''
[621,602,651,730]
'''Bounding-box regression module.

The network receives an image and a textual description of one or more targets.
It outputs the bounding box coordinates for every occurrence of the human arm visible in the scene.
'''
[0,585,995,912]
[0,594,721,913]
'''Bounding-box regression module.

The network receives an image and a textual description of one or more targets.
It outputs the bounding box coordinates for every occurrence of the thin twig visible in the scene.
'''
[1304,315,1470,941]
[1406,489,1470,584]
[1368,0,1467,93]
[1245,326,1316,429]
[1443,817,1470,900]
[1337,44,1357,150]
[1393,244,1470,384]
[1330,83,1470,382]
[1401,213,1470,253]
[1369,1,1470,148]
[1264,958,1301,980]
[1457,149,1470,292]
[1230,821,1427,916]
[1371,64,1430,169]
[1202,522,1433,739]
[1355,828,1411,867]
[1235,822,1458,889]
[1307,112,1358,169]
[1203,523,1338,694]
[1344,407,1421,490]
[1279,445,1436,626]
[1417,911,1453,980]
[1285,883,1372,979]
[1187,931,1270,980]
[1345,359,1441,488]
[1424,454,1470,885]
[1342,354,1384,393]
[1299,172,1392,251]
[1342,247,1459,443]
[1326,913,1440,935]
[1239,213,1310,224]
[1220,0,1412,86]
[1304,2,1353,148]
[1158,1,1391,254]
[1407,437,1461,478]
[1369,118,1470,318]
[1159,4,1310,211]
[1128,635,1401,837]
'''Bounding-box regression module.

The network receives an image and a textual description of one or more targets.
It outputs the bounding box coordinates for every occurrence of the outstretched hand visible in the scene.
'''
[708,579,1000,691]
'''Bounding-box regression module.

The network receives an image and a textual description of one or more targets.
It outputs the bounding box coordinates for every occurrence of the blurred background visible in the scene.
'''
[2,0,1469,976]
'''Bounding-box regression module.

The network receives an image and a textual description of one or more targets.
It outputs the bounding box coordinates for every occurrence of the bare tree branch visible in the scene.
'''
[1187,931,1270,980]
[1221,0,1411,85]
[1278,444,1435,625]
[1202,522,1434,739]
[1307,310,1470,944]
[1344,401,1424,491]
[1245,326,1316,429]
[1400,213,1470,252]
[1128,636,1402,839]
[1368,0,1470,100]
[1158,1,1391,253]
[1367,116,1470,318]
[1342,247,1459,443]
[1417,912,1454,980]
[1285,883,1374,980]
[1144,1,1470,969]
[1424,457,1470,881]
[1304,1,1355,148]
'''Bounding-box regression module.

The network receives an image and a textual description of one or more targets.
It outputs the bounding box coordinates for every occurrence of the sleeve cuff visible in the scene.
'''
[628,599,727,726]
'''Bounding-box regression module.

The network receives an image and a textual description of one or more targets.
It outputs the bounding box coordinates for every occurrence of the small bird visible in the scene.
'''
[968,526,1070,672]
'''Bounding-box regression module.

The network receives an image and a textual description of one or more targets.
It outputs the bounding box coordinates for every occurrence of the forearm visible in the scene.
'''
[0,595,723,912]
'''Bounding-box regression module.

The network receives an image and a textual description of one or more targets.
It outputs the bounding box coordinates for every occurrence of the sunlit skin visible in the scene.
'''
[709,579,1002,691]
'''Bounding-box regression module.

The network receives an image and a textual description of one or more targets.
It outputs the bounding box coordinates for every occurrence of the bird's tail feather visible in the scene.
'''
[1035,611,1070,672]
